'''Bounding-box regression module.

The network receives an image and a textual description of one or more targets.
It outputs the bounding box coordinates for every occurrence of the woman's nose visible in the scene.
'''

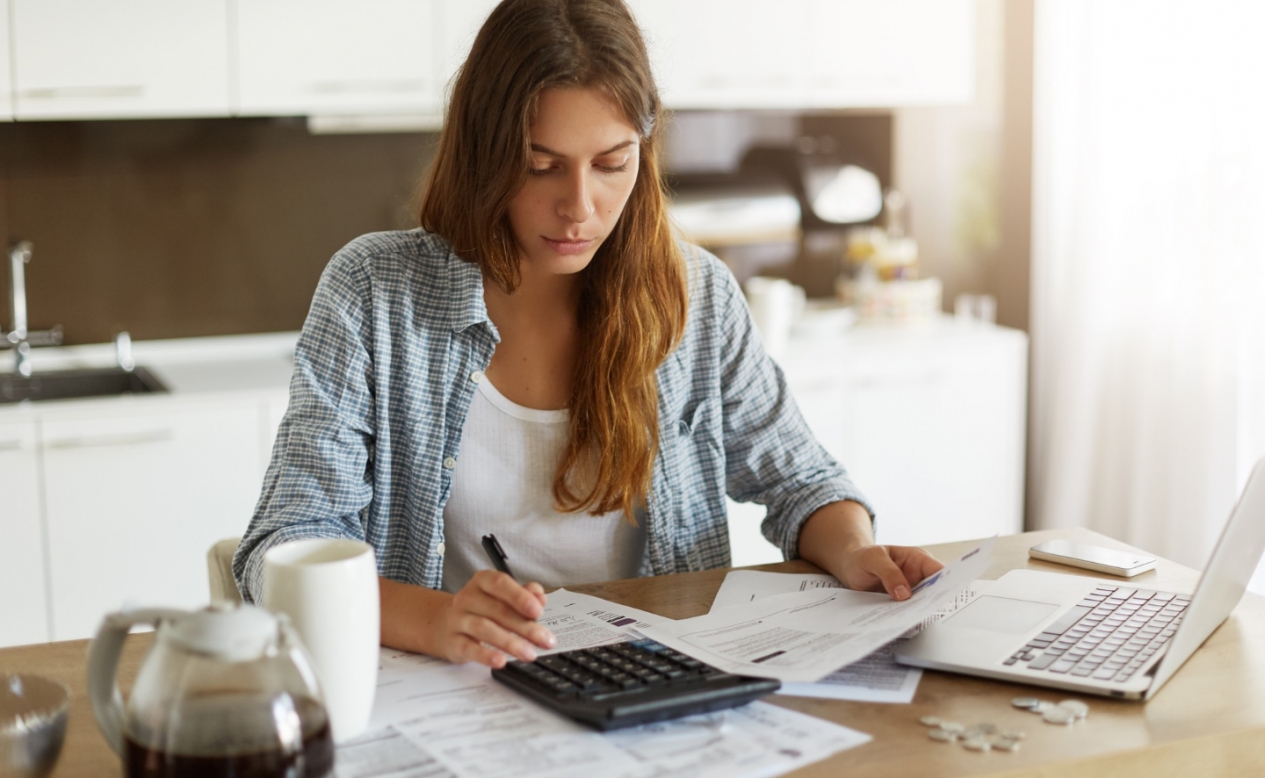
[557,170,595,223]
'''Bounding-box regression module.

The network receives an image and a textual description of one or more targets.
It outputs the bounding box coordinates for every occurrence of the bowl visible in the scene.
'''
[0,675,70,778]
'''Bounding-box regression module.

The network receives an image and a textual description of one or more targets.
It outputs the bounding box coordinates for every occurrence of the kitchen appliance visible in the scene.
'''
[87,603,334,777]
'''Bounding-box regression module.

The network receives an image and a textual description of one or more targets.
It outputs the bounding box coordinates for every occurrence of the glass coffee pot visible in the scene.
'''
[87,602,334,778]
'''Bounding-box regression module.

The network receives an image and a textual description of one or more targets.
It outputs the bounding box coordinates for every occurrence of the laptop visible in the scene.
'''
[895,457,1265,700]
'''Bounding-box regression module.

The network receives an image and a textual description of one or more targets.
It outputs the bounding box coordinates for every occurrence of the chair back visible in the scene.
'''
[207,537,243,604]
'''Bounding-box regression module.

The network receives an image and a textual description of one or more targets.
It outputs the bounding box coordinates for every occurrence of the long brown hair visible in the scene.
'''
[419,0,688,520]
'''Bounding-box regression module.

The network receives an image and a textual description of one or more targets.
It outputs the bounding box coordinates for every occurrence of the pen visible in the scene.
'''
[482,533,518,581]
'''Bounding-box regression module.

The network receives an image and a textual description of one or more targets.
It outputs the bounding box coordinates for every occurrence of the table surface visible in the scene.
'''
[4,527,1264,778]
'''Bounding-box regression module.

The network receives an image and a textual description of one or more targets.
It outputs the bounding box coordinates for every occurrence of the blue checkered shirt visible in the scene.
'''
[233,229,872,602]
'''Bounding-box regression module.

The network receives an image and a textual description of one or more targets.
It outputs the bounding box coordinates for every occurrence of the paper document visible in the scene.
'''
[636,537,995,683]
[536,589,672,655]
[341,591,872,778]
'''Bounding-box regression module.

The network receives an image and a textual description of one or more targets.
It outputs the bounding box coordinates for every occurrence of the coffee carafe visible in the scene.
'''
[87,602,334,778]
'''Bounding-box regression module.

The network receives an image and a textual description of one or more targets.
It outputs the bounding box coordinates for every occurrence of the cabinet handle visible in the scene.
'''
[45,429,174,450]
[20,85,145,100]
[308,79,426,95]
[0,439,23,453]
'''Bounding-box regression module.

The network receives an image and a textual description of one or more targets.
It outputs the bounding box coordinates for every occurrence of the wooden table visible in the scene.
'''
[5,528,1265,777]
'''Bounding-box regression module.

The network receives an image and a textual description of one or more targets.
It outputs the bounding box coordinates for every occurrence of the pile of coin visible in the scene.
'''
[919,716,1025,752]
[1011,696,1090,724]
[918,698,1089,752]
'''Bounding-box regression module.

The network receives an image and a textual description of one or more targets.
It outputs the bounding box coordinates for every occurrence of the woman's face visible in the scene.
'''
[506,87,641,279]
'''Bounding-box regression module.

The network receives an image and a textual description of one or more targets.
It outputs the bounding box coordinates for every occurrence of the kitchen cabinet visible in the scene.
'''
[10,0,232,120]
[727,320,1027,567]
[0,0,13,121]
[0,416,49,647]
[801,0,975,107]
[631,0,974,110]
[233,0,441,117]
[39,398,263,641]
[436,0,502,95]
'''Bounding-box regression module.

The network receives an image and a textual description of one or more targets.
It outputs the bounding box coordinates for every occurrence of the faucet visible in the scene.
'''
[2,240,63,377]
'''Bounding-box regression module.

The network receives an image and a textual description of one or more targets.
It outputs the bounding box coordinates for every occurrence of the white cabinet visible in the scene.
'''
[801,0,975,107]
[0,0,13,121]
[631,0,974,110]
[436,0,502,96]
[39,398,263,641]
[10,0,231,120]
[234,0,441,117]
[0,416,49,646]
[727,320,1027,567]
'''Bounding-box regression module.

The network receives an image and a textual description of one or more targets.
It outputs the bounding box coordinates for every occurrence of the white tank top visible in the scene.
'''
[440,377,646,593]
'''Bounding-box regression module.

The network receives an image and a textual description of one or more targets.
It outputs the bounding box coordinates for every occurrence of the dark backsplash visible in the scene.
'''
[0,118,438,345]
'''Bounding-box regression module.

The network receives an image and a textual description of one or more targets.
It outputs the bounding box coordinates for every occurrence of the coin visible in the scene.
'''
[939,721,965,734]
[974,722,998,734]
[1058,699,1090,719]
[928,728,957,742]
[990,736,1021,752]
[1011,696,1041,709]
[1043,705,1077,725]
[1029,701,1057,714]
[1001,729,1026,740]
[962,736,991,751]
[920,715,943,727]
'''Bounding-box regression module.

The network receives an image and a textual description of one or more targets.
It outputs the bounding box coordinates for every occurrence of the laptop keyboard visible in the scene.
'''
[1004,584,1191,683]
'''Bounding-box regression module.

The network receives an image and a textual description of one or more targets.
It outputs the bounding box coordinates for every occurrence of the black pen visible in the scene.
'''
[482,533,518,581]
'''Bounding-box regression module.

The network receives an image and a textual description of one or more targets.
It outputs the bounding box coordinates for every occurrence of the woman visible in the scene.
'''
[234,0,944,669]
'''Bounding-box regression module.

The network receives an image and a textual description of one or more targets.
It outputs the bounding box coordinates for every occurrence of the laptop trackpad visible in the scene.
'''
[945,596,1061,634]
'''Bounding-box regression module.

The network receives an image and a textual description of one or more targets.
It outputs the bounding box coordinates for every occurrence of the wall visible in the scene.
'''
[893,0,1032,332]
[0,119,436,344]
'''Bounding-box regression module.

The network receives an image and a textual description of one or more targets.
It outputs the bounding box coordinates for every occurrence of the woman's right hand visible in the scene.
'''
[435,570,557,668]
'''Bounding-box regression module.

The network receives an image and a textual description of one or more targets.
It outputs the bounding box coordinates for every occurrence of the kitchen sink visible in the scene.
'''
[0,366,168,404]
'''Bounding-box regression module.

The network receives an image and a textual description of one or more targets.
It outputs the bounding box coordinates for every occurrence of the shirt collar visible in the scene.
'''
[442,246,500,342]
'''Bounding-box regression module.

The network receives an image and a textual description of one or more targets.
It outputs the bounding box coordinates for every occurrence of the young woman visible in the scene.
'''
[234,0,944,669]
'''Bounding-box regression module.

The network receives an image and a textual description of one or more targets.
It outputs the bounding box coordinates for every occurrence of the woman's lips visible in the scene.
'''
[543,236,595,255]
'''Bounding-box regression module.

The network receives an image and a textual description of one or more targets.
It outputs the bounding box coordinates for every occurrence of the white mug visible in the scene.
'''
[744,276,805,359]
[263,538,379,743]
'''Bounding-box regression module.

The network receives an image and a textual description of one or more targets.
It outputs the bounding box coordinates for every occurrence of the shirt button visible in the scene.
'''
[470,370,484,384]
[437,542,446,556]
[442,456,457,470]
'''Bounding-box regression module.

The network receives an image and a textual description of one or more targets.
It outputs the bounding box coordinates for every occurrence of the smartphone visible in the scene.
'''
[1028,540,1157,577]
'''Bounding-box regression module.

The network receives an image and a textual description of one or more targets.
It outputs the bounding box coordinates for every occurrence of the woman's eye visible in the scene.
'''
[528,166,554,177]
[597,162,629,174]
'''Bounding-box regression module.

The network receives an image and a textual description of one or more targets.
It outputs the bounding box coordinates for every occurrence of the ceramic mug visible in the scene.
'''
[262,538,379,743]
[744,276,805,359]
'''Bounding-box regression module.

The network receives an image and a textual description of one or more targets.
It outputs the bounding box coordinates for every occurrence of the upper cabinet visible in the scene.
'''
[0,0,12,120]
[234,0,442,118]
[10,0,232,120]
[2,0,975,121]
[631,0,974,110]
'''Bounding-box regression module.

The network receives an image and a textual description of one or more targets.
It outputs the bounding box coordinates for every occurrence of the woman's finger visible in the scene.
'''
[454,610,540,663]
[463,590,556,649]
[861,546,914,600]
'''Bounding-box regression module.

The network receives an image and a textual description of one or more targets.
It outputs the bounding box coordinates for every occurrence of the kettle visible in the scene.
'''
[87,603,334,777]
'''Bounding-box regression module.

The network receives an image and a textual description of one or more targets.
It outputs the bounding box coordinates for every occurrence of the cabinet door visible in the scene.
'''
[831,333,1026,547]
[0,0,13,121]
[40,399,263,641]
[11,0,231,120]
[0,417,49,647]
[234,0,441,116]
[802,0,975,107]
[631,0,805,109]
[436,0,502,98]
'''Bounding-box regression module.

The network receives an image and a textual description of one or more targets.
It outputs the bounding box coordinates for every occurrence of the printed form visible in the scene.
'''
[710,571,988,703]
[636,537,995,684]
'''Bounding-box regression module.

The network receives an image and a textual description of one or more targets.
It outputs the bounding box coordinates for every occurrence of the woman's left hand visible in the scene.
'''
[837,544,945,601]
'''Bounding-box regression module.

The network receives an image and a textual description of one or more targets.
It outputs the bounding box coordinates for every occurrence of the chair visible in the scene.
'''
[207,537,243,604]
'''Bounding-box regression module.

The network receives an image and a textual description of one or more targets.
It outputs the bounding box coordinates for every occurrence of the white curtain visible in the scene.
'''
[1030,0,1265,589]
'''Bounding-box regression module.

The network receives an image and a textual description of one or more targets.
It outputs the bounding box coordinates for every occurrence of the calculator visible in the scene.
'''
[491,638,781,731]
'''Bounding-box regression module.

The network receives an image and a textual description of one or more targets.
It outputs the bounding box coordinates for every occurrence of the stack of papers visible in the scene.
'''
[337,538,994,778]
